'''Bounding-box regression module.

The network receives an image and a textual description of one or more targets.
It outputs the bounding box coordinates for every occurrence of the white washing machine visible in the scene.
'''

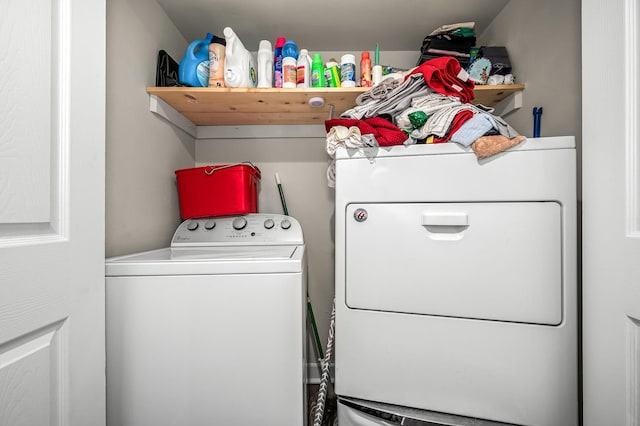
[333,137,578,426]
[105,213,307,426]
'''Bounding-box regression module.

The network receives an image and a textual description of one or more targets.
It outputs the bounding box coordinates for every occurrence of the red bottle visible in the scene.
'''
[360,51,372,87]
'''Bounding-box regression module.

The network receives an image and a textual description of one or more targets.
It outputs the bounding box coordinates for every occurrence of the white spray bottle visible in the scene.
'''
[257,40,273,88]
[223,27,257,88]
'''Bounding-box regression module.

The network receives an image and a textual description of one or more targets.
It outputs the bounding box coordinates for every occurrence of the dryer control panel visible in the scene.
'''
[171,213,304,247]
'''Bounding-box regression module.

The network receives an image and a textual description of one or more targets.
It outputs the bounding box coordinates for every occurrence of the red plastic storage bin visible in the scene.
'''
[175,163,261,219]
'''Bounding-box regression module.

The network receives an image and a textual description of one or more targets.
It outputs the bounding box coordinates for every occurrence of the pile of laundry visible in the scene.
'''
[417,22,478,69]
[324,55,525,185]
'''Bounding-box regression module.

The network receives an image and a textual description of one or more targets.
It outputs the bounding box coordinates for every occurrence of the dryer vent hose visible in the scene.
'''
[313,298,336,426]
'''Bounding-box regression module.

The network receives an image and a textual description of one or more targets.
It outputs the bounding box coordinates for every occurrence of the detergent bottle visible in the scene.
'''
[340,54,356,87]
[207,35,227,87]
[296,49,311,88]
[223,27,258,88]
[311,53,325,88]
[179,32,214,87]
[257,40,273,88]
[282,40,299,88]
[324,58,339,87]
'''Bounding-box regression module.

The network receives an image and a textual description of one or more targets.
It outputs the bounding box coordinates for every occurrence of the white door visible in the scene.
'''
[0,0,106,425]
[582,0,640,424]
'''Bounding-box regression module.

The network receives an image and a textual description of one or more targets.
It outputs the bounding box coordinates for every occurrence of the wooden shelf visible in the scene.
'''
[473,84,525,107]
[147,84,525,127]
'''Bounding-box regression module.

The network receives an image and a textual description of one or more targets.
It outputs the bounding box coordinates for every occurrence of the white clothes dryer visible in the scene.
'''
[105,214,307,426]
[333,138,578,426]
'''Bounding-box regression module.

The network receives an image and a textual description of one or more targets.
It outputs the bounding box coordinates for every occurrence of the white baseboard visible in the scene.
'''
[306,362,335,384]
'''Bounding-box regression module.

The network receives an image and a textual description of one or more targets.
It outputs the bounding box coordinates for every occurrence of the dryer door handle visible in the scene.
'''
[421,212,468,227]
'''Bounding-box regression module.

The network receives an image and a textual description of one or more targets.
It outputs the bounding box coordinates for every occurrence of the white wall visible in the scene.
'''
[479,0,582,143]
[106,0,195,257]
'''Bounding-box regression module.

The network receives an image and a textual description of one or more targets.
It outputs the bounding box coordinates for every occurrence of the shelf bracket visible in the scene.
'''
[149,95,198,138]
[329,104,335,120]
[491,90,523,117]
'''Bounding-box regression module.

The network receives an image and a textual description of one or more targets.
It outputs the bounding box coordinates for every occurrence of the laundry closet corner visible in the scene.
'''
[104,0,582,423]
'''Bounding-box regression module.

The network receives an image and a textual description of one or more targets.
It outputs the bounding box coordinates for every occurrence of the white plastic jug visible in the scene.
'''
[223,27,257,88]
[257,40,273,88]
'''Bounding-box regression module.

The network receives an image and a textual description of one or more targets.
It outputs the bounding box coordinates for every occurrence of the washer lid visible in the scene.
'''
[169,245,299,260]
[105,245,305,276]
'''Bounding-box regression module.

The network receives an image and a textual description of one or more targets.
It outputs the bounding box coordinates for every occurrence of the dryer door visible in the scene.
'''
[344,202,563,325]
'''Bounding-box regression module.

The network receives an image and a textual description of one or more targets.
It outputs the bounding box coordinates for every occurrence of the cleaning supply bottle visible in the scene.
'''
[311,53,325,88]
[360,51,372,87]
[223,27,257,88]
[207,35,226,87]
[326,65,341,88]
[282,40,299,88]
[273,37,286,88]
[372,64,383,86]
[296,49,311,88]
[179,32,214,87]
[257,40,273,88]
[340,54,356,87]
[325,58,339,87]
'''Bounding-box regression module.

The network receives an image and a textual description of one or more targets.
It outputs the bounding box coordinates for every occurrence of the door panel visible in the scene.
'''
[0,0,105,425]
[582,0,640,423]
[0,322,66,425]
[0,0,52,224]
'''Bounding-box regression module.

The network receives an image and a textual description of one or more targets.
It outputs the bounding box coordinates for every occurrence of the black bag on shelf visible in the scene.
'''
[155,50,183,87]
[476,46,512,75]
[421,34,476,54]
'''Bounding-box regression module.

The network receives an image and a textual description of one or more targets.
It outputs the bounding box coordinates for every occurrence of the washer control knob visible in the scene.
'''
[186,221,199,231]
[281,219,291,230]
[264,219,275,229]
[232,217,247,230]
[204,220,216,230]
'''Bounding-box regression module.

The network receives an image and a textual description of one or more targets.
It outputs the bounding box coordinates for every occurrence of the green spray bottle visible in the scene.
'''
[310,53,325,88]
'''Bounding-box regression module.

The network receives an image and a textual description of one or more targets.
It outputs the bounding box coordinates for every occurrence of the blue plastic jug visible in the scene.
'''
[179,33,214,87]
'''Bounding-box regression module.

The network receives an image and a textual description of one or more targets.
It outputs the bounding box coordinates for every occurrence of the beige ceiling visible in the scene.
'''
[156,0,509,52]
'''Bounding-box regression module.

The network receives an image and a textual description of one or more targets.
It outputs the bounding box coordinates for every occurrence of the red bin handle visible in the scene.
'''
[203,161,257,176]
